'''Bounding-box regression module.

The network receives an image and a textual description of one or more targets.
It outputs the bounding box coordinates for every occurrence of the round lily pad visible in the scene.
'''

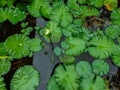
[10,65,40,90]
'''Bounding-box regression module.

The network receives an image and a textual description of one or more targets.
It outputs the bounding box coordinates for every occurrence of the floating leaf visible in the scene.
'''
[27,0,52,18]
[72,5,99,19]
[88,36,116,59]
[105,25,120,39]
[61,37,86,56]
[47,76,60,90]
[10,65,40,90]
[50,4,73,27]
[5,34,30,59]
[43,21,62,43]
[110,8,120,26]
[80,76,107,90]
[104,0,117,11]
[0,77,6,90]
[76,61,94,79]
[0,7,26,24]
[92,59,110,76]
[0,59,11,76]
[88,0,104,8]
[29,38,42,52]
[112,46,120,66]
[54,65,80,90]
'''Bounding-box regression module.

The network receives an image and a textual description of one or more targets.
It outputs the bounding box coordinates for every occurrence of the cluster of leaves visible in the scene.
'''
[0,21,42,89]
[47,59,109,90]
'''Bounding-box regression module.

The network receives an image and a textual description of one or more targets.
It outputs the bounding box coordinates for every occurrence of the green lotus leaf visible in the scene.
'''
[0,59,11,76]
[29,38,42,52]
[72,5,100,19]
[88,36,116,59]
[27,0,52,18]
[50,4,73,27]
[76,61,94,79]
[105,25,120,39]
[0,77,6,90]
[110,8,120,26]
[5,34,30,59]
[104,0,117,11]
[80,76,107,90]
[92,59,110,76]
[0,7,26,24]
[47,76,60,90]
[61,37,86,56]
[43,21,62,43]
[54,64,80,90]
[10,65,40,90]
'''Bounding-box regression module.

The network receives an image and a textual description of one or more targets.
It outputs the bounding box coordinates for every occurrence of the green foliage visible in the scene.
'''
[0,0,6,7]
[72,5,100,19]
[29,38,42,52]
[88,0,104,8]
[60,55,75,64]
[61,37,86,56]
[110,8,120,26]
[5,34,30,59]
[27,0,52,18]
[50,3,73,27]
[0,7,26,24]
[0,77,6,90]
[5,34,42,59]
[42,21,62,43]
[7,0,15,7]
[47,77,60,90]
[80,76,107,90]
[53,65,80,90]
[76,61,94,79]
[0,59,11,76]
[92,60,109,76]
[10,65,40,90]
[112,46,120,66]
[88,36,116,59]
[105,25,120,39]
[104,0,117,11]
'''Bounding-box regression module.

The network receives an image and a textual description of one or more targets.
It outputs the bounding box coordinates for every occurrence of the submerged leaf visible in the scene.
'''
[10,65,40,90]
